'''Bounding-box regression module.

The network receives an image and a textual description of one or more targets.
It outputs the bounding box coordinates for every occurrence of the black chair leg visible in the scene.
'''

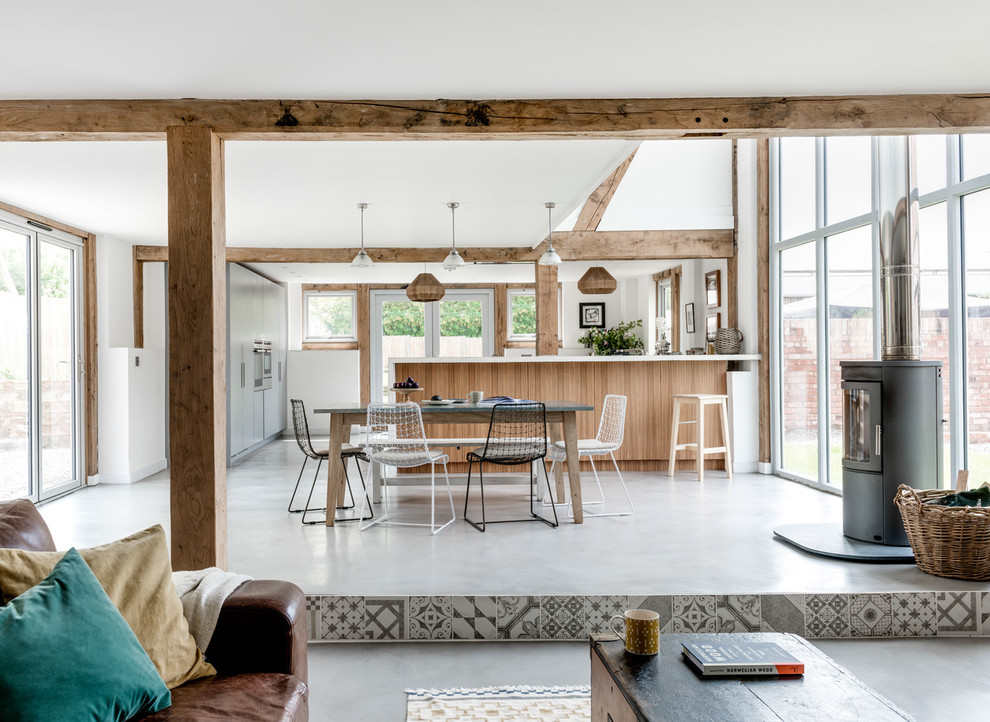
[534,460,559,528]
[288,457,309,513]
[464,460,487,532]
[301,457,327,525]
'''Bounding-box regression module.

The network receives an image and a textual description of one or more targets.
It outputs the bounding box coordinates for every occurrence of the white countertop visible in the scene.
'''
[392,354,761,364]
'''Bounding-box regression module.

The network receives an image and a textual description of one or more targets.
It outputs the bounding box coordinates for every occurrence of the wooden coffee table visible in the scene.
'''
[591,633,912,721]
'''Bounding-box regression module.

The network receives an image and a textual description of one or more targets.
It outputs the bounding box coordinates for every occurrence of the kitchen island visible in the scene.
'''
[392,355,759,474]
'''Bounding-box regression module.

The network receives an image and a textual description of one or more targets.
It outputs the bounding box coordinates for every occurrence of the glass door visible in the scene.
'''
[372,291,430,402]
[38,238,82,498]
[0,226,31,500]
[371,289,494,402]
[0,218,84,502]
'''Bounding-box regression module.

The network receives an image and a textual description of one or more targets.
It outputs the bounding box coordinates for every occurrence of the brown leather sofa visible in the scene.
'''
[0,498,309,721]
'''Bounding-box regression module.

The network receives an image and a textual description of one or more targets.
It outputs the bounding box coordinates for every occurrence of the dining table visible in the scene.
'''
[313,400,594,526]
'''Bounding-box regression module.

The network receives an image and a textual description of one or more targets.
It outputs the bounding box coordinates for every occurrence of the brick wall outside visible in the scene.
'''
[782,316,988,444]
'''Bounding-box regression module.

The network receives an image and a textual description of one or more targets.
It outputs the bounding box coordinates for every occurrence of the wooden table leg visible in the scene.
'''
[549,422,567,503]
[562,411,583,524]
[325,414,347,527]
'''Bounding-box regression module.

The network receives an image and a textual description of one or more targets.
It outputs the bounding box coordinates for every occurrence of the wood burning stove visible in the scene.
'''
[840,360,942,546]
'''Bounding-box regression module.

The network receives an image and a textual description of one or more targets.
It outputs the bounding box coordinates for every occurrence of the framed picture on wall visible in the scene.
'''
[706,312,721,340]
[685,302,696,334]
[705,270,721,308]
[579,302,606,329]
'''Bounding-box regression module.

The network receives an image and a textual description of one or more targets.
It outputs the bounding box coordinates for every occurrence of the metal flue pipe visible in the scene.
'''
[877,135,921,360]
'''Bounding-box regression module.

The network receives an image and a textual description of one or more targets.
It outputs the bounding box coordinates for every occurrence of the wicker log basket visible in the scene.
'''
[895,470,990,581]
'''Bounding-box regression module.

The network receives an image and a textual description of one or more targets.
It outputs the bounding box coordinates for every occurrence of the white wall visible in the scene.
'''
[736,140,760,354]
[142,262,167,349]
[95,235,167,483]
[97,234,134,349]
[97,347,167,483]
[286,349,361,435]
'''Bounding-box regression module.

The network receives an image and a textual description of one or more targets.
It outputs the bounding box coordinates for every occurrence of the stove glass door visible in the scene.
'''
[841,381,882,473]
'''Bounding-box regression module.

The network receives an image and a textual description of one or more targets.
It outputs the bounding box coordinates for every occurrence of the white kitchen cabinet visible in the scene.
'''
[227,264,288,462]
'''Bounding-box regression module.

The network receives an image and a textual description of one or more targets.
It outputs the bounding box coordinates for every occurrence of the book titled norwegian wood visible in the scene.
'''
[682,641,805,677]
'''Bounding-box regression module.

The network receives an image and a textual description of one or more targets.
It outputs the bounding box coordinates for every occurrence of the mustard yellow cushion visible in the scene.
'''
[0,525,215,689]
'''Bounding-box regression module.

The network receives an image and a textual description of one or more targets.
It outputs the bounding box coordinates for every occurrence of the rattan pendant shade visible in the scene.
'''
[406,272,446,302]
[577,266,617,295]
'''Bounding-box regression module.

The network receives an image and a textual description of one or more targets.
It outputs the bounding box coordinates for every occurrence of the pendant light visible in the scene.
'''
[578,266,617,294]
[351,202,374,269]
[442,202,466,271]
[538,201,562,266]
[406,270,446,302]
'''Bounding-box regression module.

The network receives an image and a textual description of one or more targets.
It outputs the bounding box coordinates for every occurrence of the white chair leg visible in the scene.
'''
[429,461,455,535]
[612,451,634,516]
[361,461,390,531]
[542,456,571,507]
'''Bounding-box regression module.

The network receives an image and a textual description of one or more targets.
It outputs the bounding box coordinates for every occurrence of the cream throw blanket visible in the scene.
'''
[171,568,252,651]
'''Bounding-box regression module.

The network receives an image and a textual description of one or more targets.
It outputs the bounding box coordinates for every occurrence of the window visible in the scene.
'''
[772,133,990,489]
[507,290,536,340]
[303,291,356,341]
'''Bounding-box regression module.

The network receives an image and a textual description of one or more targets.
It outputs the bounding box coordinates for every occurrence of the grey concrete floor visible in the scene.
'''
[307,638,990,721]
[39,439,990,596]
[35,439,990,720]
[309,639,990,722]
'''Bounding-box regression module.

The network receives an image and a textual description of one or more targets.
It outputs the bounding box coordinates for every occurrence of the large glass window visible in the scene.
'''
[773,133,990,490]
[918,202,952,485]
[779,138,817,240]
[916,135,948,195]
[962,135,990,181]
[779,242,818,481]
[825,225,874,488]
[825,137,872,224]
[962,188,990,478]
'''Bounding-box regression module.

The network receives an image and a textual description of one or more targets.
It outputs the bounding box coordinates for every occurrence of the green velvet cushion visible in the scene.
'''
[0,547,171,721]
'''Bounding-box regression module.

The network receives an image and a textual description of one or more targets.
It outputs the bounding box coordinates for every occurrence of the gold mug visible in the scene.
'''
[609,609,660,655]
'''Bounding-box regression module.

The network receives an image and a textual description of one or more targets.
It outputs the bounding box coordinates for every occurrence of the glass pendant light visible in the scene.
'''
[442,202,466,271]
[539,201,562,266]
[351,202,374,269]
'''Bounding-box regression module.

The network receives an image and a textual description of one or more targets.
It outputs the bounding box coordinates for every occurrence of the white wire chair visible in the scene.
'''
[547,394,633,518]
[358,402,456,535]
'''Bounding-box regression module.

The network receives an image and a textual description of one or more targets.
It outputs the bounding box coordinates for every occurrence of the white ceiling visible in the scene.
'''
[2,1,988,98]
[1,1,986,283]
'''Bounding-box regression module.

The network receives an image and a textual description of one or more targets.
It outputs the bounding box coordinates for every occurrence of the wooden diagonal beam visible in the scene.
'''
[2,95,990,141]
[573,148,638,231]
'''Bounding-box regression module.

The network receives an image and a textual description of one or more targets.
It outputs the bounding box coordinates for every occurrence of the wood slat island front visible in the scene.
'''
[392,356,758,474]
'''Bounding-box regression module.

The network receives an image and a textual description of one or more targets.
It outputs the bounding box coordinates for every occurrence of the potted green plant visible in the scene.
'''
[579,319,645,356]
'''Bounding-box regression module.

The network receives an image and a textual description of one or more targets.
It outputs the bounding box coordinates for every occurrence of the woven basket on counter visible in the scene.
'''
[895,471,990,581]
[713,328,743,355]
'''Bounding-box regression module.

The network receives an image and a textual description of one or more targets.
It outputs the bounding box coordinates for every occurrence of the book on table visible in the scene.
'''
[681,641,805,677]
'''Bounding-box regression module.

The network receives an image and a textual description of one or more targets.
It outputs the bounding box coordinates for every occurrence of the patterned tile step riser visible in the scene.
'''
[305,591,990,641]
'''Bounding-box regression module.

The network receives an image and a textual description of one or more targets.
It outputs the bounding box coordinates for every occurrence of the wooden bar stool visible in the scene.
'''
[668,394,732,481]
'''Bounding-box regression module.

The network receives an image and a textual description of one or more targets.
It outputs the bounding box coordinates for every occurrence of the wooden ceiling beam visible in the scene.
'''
[2,95,990,140]
[134,229,734,265]
[573,148,638,231]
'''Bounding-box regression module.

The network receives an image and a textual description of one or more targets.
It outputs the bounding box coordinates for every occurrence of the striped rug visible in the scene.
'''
[405,685,591,721]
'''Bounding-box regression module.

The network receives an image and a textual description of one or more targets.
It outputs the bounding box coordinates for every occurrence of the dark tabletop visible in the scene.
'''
[592,633,912,722]
[314,400,594,414]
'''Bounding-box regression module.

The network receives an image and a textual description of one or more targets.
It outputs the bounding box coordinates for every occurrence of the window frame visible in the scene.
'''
[507,288,537,341]
[302,289,358,342]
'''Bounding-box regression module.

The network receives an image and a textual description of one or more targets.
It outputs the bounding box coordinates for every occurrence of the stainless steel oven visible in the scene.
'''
[253,341,272,391]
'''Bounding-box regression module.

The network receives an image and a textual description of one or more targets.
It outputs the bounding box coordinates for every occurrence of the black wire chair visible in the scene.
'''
[463,402,558,532]
[288,398,372,525]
